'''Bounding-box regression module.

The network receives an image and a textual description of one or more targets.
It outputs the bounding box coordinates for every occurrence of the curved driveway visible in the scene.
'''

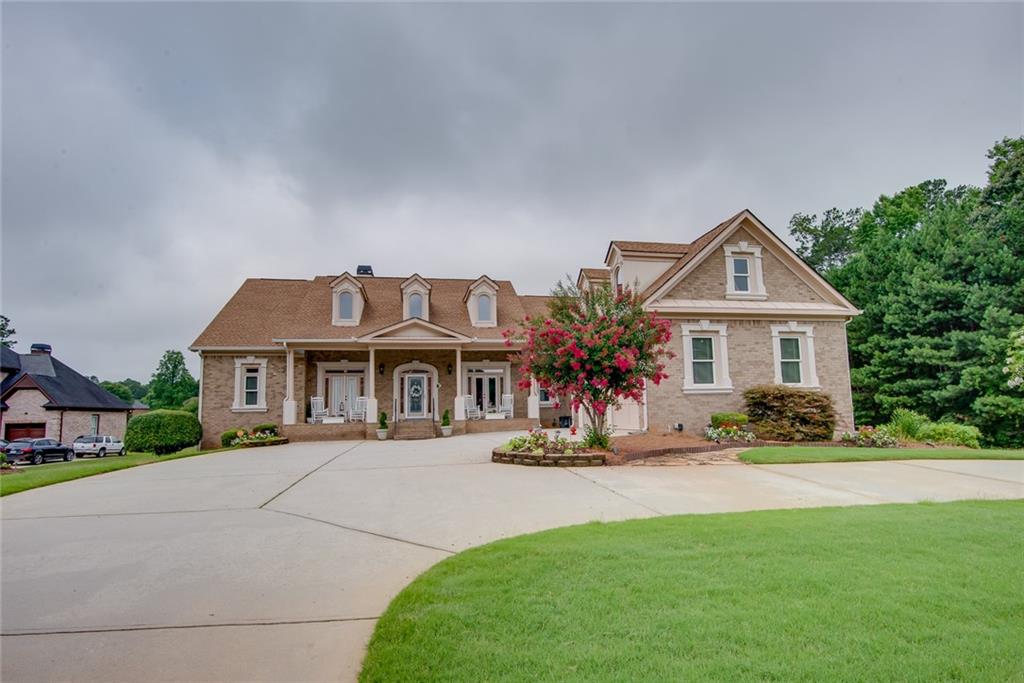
[2,434,1021,682]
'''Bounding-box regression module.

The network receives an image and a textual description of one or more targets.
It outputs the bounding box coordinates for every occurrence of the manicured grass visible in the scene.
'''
[740,446,1024,464]
[361,500,1023,682]
[0,447,234,496]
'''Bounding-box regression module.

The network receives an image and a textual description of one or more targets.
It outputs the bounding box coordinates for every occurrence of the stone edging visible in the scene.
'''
[492,448,605,467]
[240,437,290,448]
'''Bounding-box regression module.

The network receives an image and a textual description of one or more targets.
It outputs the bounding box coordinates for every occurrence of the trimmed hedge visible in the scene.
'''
[711,412,749,428]
[125,410,203,455]
[743,385,836,442]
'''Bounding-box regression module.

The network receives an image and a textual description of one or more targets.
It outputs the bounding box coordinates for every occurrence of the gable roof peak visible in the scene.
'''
[400,273,432,290]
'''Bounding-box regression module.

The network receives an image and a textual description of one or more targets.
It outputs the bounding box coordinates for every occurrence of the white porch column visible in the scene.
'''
[365,347,378,423]
[527,377,540,420]
[453,346,466,420]
[283,346,297,425]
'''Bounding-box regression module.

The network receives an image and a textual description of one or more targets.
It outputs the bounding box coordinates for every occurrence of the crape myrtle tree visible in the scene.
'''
[504,281,674,448]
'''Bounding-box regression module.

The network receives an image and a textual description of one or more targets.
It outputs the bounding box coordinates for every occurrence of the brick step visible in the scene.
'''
[393,421,437,440]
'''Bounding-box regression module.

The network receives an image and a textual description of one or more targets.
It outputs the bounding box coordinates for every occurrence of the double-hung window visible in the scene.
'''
[732,257,750,293]
[771,324,819,388]
[233,357,268,411]
[681,322,732,393]
[243,367,260,406]
[690,337,716,385]
[779,337,802,384]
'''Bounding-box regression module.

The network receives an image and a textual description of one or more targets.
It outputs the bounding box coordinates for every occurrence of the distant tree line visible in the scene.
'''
[100,350,198,413]
[788,137,1024,446]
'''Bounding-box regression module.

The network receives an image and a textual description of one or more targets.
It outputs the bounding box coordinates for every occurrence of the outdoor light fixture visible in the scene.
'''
[378,363,385,375]
[447,363,453,375]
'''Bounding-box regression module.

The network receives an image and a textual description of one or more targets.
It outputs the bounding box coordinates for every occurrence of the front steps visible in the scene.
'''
[393,420,437,440]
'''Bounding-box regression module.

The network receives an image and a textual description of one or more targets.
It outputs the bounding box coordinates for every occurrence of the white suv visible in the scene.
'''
[73,435,126,457]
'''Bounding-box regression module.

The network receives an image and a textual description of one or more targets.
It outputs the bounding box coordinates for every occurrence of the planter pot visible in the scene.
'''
[376,429,388,440]
[441,426,453,437]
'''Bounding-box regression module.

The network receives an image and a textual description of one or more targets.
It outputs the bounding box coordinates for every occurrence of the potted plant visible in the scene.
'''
[376,412,389,440]
[440,409,452,437]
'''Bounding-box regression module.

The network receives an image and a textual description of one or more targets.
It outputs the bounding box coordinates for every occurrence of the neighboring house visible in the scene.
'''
[192,209,859,447]
[131,400,150,414]
[0,344,135,442]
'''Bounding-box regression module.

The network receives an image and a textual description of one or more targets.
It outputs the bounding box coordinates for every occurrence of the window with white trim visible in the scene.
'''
[724,242,766,300]
[680,322,732,393]
[90,414,100,434]
[538,387,556,406]
[771,323,819,388]
[330,276,363,326]
[233,357,268,411]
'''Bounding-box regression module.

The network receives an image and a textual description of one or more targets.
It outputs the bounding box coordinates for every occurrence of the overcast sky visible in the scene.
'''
[2,2,1021,381]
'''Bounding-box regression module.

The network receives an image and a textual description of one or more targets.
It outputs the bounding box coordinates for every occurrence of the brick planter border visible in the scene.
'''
[239,437,290,448]
[492,448,605,467]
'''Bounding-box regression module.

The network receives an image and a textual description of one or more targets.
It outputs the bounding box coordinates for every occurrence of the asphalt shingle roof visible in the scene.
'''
[1,351,132,411]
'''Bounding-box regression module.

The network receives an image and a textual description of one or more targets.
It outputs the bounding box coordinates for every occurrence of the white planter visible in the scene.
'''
[376,429,388,440]
[441,426,453,437]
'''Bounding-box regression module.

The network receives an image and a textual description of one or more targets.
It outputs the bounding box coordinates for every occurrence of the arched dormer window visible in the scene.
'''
[409,292,423,319]
[465,275,498,327]
[330,273,365,326]
[339,291,354,320]
[478,294,492,322]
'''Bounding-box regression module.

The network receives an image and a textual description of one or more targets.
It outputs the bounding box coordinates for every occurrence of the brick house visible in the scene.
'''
[0,344,135,442]
[191,210,859,448]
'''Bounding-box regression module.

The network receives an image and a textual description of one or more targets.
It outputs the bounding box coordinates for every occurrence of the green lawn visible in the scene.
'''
[361,500,1023,682]
[0,447,232,496]
[740,446,1024,464]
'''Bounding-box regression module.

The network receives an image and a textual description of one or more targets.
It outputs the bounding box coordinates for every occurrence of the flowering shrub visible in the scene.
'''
[710,412,749,429]
[842,426,900,448]
[503,430,576,455]
[705,426,756,443]
[505,282,674,439]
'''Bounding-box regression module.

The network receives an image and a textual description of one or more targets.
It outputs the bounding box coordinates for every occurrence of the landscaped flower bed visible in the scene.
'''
[493,430,605,467]
[224,425,289,448]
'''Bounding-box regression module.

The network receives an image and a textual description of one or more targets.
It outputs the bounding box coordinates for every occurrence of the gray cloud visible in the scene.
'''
[2,2,1021,380]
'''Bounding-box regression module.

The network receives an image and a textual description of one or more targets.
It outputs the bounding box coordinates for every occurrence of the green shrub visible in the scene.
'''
[181,396,199,414]
[917,422,981,448]
[887,408,929,440]
[126,410,203,455]
[711,412,749,428]
[743,385,836,441]
[441,409,451,427]
[378,412,388,430]
[252,423,278,436]
[580,425,610,450]
[221,428,244,448]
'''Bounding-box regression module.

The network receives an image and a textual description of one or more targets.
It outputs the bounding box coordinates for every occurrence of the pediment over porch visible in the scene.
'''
[357,318,472,342]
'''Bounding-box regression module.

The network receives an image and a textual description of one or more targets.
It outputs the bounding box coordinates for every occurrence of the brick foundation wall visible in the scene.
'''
[647,318,855,436]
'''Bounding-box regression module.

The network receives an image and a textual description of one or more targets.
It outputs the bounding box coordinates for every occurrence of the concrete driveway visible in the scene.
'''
[2,434,1021,682]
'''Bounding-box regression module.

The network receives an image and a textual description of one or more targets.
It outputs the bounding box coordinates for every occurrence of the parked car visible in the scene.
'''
[4,438,75,465]
[73,435,126,457]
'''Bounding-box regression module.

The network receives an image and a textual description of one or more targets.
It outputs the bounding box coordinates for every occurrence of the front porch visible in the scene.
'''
[279,345,562,439]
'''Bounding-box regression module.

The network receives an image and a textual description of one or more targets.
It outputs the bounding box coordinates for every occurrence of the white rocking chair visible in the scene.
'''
[464,395,482,420]
[310,396,328,423]
[499,394,514,419]
[349,397,367,423]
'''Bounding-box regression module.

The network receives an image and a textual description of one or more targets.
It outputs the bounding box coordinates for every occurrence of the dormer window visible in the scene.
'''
[401,274,432,321]
[465,275,498,327]
[330,273,365,326]
[409,293,423,319]
[724,242,766,300]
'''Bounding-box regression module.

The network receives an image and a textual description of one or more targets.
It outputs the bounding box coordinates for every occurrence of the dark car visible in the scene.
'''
[4,438,75,465]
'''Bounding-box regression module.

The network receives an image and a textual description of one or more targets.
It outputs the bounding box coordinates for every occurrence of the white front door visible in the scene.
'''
[328,374,363,417]
[404,374,428,419]
[328,376,346,416]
